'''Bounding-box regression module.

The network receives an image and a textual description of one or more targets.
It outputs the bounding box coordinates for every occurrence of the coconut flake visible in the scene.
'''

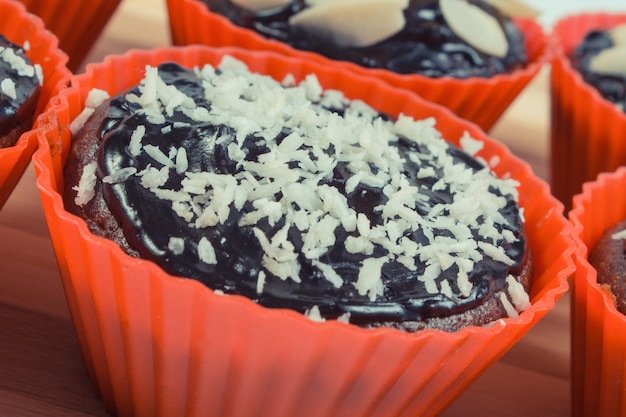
[175,147,189,174]
[102,167,137,184]
[456,270,473,298]
[460,131,484,156]
[143,144,175,168]
[301,74,323,102]
[345,236,375,255]
[256,270,266,294]
[612,228,626,240]
[140,166,169,189]
[0,47,35,77]
[71,89,110,134]
[499,292,518,318]
[440,279,453,299]
[217,55,250,74]
[302,214,340,259]
[253,227,301,283]
[1,78,16,100]
[129,125,146,157]
[336,312,351,323]
[312,260,344,288]
[73,161,98,206]
[168,237,185,255]
[506,274,530,313]
[35,64,43,85]
[420,264,441,295]
[198,237,218,265]
[304,305,326,322]
[489,155,501,168]
[354,257,387,301]
[478,241,516,266]
[85,88,110,109]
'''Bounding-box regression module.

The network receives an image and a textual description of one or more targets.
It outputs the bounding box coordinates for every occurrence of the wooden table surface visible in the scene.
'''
[0,0,570,416]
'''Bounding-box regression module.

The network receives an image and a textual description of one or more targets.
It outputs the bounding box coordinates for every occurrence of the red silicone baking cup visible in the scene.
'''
[570,167,626,417]
[32,45,573,417]
[550,13,626,213]
[164,0,551,133]
[16,0,121,71]
[0,0,69,210]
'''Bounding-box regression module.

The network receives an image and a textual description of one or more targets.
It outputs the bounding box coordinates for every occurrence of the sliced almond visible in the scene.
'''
[231,0,291,12]
[481,0,541,19]
[305,0,408,6]
[589,47,626,78]
[290,0,407,48]
[305,0,338,5]
[440,0,509,58]
[609,23,626,47]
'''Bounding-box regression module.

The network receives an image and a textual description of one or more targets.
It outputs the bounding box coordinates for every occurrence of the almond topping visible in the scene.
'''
[589,47,626,77]
[231,0,291,12]
[289,0,408,48]
[482,0,541,18]
[440,0,509,58]
[609,23,626,47]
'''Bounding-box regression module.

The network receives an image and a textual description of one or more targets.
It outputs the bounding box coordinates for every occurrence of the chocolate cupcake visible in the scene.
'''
[550,13,626,212]
[32,46,572,417]
[0,34,41,149]
[166,0,551,131]
[0,0,69,209]
[570,167,626,417]
[199,0,529,78]
[570,23,626,112]
[588,219,626,314]
[63,58,531,332]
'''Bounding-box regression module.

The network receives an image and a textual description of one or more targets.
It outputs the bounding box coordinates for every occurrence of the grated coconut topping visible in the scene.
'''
[73,56,527,322]
[0,40,42,106]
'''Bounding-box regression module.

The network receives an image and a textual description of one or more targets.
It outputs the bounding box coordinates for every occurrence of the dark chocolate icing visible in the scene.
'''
[0,34,40,138]
[200,0,527,78]
[86,62,527,325]
[571,29,626,111]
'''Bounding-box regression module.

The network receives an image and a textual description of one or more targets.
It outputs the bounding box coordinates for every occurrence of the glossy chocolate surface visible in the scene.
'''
[571,30,626,111]
[201,0,527,78]
[0,35,40,137]
[92,63,526,324]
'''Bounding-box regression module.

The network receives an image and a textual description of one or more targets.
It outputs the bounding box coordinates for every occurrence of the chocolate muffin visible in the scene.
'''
[63,57,532,332]
[570,23,626,112]
[198,0,531,78]
[0,34,41,148]
[589,219,626,314]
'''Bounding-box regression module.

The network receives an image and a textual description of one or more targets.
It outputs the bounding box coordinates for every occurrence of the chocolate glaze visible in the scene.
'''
[571,29,626,111]
[200,0,527,78]
[86,63,527,324]
[0,35,40,139]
